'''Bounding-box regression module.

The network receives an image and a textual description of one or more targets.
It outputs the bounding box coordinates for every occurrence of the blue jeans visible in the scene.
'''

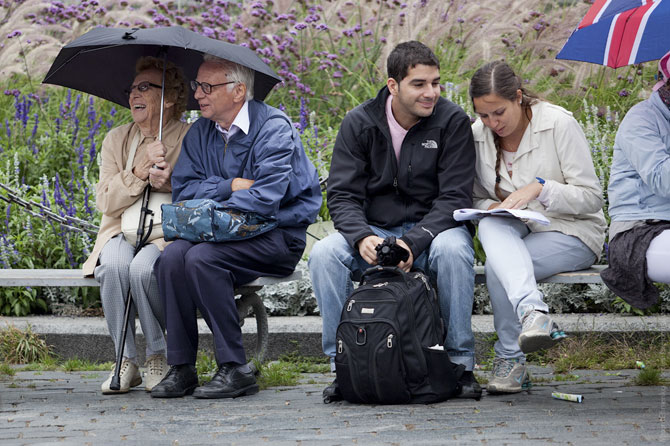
[308,224,476,370]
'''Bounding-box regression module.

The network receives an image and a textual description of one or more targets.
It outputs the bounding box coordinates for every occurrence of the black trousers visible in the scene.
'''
[155,228,305,366]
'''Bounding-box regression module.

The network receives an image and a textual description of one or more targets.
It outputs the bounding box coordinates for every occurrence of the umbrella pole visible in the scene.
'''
[110,53,167,391]
[109,185,155,390]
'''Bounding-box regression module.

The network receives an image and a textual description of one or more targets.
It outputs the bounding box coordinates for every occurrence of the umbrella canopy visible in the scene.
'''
[43,26,282,109]
[556,0,669,68]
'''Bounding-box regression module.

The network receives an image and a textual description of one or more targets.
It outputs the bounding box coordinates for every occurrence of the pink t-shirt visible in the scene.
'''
[386,95,408,163]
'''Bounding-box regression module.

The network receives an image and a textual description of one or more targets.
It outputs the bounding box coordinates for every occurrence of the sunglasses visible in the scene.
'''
[190,80,236,95]
[125,81,162,96]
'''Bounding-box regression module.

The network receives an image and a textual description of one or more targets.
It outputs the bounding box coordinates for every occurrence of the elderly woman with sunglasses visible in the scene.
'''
[82,56,191,395]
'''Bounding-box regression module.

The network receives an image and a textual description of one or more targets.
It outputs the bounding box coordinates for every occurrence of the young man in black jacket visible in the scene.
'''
[309,41,480,401]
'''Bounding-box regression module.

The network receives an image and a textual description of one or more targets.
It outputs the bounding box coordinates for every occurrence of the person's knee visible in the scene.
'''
[129,258,156,284]
[308,233,350,270]
[96,255,129,280]
[430,227,474,264]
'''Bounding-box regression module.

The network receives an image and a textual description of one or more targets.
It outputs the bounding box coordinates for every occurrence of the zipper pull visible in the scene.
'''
[393,177,399,194]
[338,339,343,354]
[387,334,393,348]
[346,299,355,311]
[416,273,430,291]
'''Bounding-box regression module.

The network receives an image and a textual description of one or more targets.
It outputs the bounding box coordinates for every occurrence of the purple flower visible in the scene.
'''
[6,30,22,39]
[618,89,630,97]
[294,22,307,30]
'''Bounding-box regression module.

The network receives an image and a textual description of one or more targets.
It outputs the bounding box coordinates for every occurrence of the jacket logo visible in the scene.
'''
[421,140,438,149]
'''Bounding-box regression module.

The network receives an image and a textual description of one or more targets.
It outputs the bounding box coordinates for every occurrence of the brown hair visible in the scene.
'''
[135,56,188,118]
[469,61,540,201]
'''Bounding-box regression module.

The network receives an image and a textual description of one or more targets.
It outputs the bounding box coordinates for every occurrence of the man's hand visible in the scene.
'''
[358,235,384,265]
[395,238,414,272]
[231,178,255,191]
[498,182,542,209]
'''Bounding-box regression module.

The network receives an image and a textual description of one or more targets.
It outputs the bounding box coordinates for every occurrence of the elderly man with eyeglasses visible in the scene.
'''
[150,54,322,399]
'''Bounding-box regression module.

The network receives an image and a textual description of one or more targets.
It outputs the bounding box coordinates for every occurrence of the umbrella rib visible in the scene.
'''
[44,44,128,81]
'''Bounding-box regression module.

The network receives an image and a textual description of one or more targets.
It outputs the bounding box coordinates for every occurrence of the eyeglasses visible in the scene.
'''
[125,81,162,96]
[190,80,236,95]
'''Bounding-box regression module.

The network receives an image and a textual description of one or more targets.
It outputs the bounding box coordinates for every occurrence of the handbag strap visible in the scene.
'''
[124,129,144,171]
[236,115,292,178]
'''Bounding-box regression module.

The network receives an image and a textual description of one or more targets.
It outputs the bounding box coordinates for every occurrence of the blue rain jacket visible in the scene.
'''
[608,91,670,221]
[172,100,322,228]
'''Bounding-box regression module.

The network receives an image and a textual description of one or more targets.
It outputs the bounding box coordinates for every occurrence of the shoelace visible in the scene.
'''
[492,357,516,378]
[148,358,166,374]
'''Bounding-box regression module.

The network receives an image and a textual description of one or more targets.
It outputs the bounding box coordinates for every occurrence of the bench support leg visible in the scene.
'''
[236,288,269,371]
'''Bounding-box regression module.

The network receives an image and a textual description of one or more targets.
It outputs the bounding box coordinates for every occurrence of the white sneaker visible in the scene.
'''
[144,354,169,392]
[518,309,567,354]
[101,359,142,394]
[487,357,532,394]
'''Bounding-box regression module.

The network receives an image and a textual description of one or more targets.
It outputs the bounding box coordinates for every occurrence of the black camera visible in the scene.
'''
[375,236,410,267]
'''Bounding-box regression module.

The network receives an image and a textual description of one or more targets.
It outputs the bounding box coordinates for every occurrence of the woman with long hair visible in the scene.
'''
[469,61,606,394]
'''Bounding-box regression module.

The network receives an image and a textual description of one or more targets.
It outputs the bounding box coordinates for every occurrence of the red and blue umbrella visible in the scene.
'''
[556,0,669,68]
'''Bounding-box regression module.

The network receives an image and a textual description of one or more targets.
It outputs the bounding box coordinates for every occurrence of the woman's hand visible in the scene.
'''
[133,140,166,181]
[498,182,543,209]
[149,161,171,190]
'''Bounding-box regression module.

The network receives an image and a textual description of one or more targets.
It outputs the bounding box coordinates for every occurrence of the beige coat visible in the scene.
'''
[472,101,607,258]
[82,119,191,276]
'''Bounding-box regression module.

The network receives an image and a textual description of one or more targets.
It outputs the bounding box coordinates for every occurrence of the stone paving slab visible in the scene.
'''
[1,366,668,446]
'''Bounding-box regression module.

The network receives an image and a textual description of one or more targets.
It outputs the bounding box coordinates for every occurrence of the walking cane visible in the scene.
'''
[109,51,168,391]
[109,185,155,391]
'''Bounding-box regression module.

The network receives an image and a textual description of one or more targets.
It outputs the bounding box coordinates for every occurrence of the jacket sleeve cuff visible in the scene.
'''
[399,235,424,260]
[217,178,234,201]
[537,180,552,208]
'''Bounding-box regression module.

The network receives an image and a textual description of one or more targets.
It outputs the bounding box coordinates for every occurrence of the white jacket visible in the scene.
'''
[472,101,607,258]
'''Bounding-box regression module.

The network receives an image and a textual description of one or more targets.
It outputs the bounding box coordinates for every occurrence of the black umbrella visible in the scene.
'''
[43,26,282,108]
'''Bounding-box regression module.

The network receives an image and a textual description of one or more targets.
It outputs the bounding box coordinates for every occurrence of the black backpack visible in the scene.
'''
[335,266,464,404]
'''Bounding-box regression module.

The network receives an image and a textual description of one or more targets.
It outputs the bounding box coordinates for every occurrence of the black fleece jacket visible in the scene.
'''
[327,86,475,259]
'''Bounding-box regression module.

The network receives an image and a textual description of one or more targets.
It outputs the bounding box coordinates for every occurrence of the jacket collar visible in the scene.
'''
[650,90,670,120]
[363,85,440,133]
[473,101,560,158]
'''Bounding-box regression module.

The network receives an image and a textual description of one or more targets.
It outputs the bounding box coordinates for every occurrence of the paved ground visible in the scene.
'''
[1,366,668,445]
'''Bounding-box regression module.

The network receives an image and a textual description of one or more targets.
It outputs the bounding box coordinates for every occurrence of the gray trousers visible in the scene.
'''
[478,217,596,361]
[95,234,166,361]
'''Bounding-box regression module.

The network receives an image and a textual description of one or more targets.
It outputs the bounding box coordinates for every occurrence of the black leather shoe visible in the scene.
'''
[456,371,482,400]
[323,378,343,404]
[193,363,259,399]
[150,364,198,398]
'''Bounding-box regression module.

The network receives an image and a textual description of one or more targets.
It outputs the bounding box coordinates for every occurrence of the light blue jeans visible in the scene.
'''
[478,217,596,361]
[308,224,476,371]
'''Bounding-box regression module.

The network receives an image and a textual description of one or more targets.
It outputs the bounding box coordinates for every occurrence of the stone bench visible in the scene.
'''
[0,268,302,364]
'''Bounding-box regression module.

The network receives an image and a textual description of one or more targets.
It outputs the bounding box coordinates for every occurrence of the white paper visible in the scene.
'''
[453,208,550,226]
[428,344,444,351]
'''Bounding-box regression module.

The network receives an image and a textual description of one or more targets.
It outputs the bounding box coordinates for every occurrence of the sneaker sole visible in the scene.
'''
[193,384,259,399]
[518,331,565,354]
[101,376,142,395]
[487,381,532,394]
